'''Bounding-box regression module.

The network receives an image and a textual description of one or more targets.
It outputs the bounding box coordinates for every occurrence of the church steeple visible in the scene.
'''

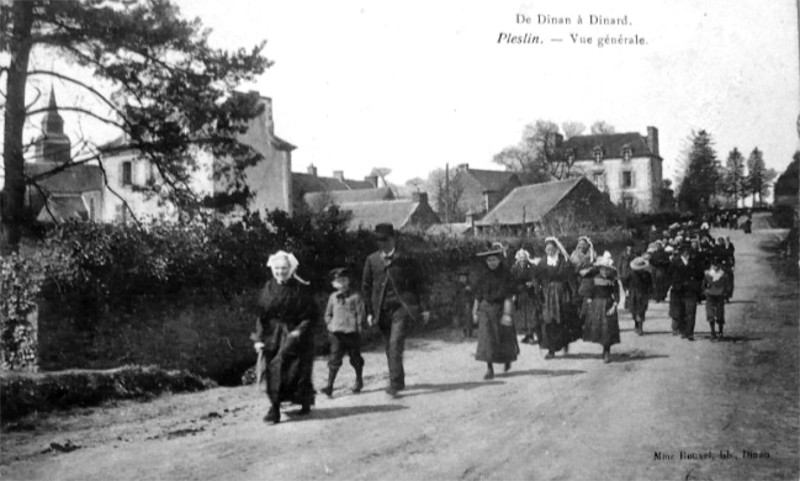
[34,87,71,164]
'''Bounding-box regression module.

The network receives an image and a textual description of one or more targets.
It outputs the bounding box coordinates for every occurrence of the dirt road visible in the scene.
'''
[2,219,798,480]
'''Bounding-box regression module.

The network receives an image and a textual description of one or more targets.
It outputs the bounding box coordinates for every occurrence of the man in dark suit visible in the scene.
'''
[362,223,429,396]
[668,243,703,341]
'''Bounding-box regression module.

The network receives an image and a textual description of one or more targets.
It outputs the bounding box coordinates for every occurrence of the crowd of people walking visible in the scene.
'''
[250,216,740,424]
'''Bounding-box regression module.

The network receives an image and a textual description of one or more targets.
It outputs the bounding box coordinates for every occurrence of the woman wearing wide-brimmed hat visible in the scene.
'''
[581,251,621,363]
[252,251,318,424]
[472,242,519,379]
[534,237,579,359]
[648,241,670,302]
[628,256,653,335]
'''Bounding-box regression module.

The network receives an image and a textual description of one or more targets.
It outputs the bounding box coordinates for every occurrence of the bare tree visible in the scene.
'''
[590,121,616,135]
[561,121,586,139]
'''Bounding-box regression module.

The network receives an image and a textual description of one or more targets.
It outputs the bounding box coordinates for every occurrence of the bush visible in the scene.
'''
[2,207,634,375]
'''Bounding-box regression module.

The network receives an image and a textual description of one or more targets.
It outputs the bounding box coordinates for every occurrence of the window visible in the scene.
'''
[592,172,606,191]
[121,161,133,186]
[622,171,633,188]
[622,196,635,211]
[115,204,128,224]
[622,147,632,162]
[593,147,603,163]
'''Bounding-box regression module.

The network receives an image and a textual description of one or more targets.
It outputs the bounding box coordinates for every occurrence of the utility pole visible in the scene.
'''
[445,163,450,224]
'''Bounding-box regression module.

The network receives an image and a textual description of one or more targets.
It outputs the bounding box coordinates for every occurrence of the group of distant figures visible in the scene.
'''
[452,217,740,379]
[248,217,742,424]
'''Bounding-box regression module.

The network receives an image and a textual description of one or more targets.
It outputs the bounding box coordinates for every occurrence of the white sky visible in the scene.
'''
[4,0,799,188]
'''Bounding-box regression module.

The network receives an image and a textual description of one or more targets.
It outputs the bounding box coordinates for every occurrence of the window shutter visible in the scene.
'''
[632,170,637,188]
[119,162,125,187]
[619,171,624,189]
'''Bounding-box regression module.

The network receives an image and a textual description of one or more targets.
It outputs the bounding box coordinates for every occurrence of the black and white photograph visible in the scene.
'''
[1,0,798,479]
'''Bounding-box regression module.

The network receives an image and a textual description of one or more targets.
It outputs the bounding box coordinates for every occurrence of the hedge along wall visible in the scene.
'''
[2,208,632,384]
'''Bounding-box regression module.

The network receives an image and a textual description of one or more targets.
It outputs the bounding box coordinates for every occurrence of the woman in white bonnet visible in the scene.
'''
[252,250,317,424]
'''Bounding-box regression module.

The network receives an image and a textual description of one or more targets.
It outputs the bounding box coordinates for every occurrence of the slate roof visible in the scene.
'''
[24,163,104,193]
[36,195,89,223]
[461,169,519,192]
[292,173,374,195]
[560,132,655,160]
[476,177,586,226]
[303,187,395,206]
[339,200,434,232]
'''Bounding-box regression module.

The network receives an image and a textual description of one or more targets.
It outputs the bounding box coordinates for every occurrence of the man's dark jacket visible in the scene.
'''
[669,256,703,299]
[362,250,425,325]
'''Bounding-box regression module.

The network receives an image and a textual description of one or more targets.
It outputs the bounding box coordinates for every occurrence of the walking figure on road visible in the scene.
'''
[581,251,621,363]
[321,267,366,397]
[702,259,729,340]
[362,224,430,397]
[627,255,653,336]
[536,237,580,360]
[511,247,542,345]
[473,242,519,380]
[253,251,317,424]
[668,244,703,341]
[454,268,475,339]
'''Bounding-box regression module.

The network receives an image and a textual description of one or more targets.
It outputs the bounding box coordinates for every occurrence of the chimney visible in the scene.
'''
[646,126,659,157]
[364,175,379,187]
[307,164,318,177]
[412,192,428,204]
[465,210,475,225]
[333,170,345,182]
[456,163,469,173]
[546,132,563,149]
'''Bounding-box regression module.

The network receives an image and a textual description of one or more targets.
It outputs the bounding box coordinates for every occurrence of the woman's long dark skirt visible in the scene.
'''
[476,301,519,363]
[259,321,315,407]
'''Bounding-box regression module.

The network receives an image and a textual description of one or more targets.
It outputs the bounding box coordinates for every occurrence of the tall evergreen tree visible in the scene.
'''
[676,130,720,212]
[745,147,778,205]
[1,0,271,253]
[722,148,745,207]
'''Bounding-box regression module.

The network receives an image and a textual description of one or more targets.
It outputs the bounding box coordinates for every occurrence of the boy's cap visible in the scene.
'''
[330,267,351,279]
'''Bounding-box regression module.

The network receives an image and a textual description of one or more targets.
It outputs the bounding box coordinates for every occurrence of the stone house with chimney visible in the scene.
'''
[556,126,663,213]
[292,165,383,213]
[451,165,538,219]
[475,177,622,235]
[340,192,440,233]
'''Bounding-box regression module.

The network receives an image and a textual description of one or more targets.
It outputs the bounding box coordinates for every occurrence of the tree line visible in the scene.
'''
[676,130,778,212]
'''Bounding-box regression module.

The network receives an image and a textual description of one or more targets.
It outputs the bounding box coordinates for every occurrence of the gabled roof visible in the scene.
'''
[461,168,519,192]
[24,163,104,193]
[340,199,434,232]
[476,177,586,226]
[292,173,374,195]
[560,132,655,160]
[271,135,296,152]
[303,187,394,206]
[36,195,89,223]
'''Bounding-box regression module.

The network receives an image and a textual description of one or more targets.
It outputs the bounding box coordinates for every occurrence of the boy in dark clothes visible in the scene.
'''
[628,256,654,335]
[702,258,730,340]
[321,268,366,397]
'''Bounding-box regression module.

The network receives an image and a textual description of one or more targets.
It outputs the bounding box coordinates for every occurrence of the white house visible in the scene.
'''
[557,126,663,213]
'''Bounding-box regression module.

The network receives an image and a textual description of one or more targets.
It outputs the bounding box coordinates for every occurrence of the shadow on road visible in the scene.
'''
[498,369,585,378]
[397,380,505,398]
[286,404,407,421]
[560,351,668,363]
